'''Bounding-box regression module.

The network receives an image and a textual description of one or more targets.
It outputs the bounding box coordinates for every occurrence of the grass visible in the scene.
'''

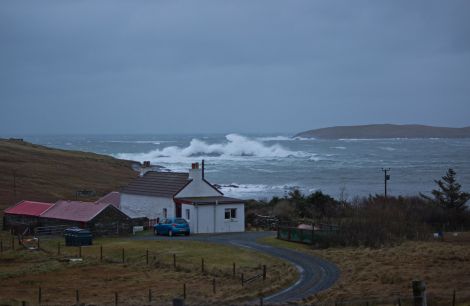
[259,236,470,305]
[0,139,137,212]
[0,231,298,305]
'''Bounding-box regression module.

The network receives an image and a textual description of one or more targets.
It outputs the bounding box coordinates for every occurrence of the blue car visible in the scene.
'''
[154,218,190,236]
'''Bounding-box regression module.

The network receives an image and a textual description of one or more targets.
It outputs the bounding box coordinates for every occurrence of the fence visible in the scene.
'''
[0,235,270,305]
[277,225,339,245]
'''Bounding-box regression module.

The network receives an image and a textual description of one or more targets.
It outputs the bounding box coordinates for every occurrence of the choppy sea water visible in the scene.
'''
[11,134,470,200]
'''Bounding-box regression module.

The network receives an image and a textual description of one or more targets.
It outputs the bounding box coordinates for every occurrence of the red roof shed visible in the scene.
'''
[4,201,54,217]
[40,200,114,223]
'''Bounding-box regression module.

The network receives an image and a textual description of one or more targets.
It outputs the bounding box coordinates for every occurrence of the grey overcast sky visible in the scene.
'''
[1,1,469,134]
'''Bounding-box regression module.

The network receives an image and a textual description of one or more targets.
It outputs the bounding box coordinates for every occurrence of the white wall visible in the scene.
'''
[183,203,245,234]
[120,193,174,219]
[175,168,221,198]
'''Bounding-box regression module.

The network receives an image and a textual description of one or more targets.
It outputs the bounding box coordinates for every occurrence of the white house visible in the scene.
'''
[120,161,245,233]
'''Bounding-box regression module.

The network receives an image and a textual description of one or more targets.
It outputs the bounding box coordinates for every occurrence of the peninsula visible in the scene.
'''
[295,124,470,139]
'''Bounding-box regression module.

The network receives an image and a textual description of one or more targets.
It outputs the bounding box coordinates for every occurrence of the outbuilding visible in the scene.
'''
[3,200,54,232]
[40,200,132,236]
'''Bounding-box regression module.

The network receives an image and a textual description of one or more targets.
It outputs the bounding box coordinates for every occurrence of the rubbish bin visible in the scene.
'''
[64,227,93,246]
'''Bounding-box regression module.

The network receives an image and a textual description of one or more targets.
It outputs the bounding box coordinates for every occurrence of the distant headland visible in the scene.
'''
[294,124,470,139]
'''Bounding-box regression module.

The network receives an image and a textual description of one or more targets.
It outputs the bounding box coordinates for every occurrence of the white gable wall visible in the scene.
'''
[120,193,174,219]
[176,180,221,198]
[176,167,221,198]
[182,203,245,234]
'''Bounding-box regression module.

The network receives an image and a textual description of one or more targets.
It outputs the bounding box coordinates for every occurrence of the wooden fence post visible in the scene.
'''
[11,236,14,250]
[38,287,42,304]
[1,240,3,253]
[398,298,402,306]
[114,292,118,306]
[241,273,244,287]
[212,278,216,294]
[262,265,266,281]
[148,288,152,302]
[201,258,205,273]
[122,248,125,263]
[76,289,79,305]
[100,245,103,262]
[412,280,427,306]
[173,253,176,270]
[146,249,149,265]
[78,246,82,258]
[232,262,236,277]
[37,237,40,249]
[452,289,456,306]
[260,296,264,306]
[57,242,60,255]
[183,283,186,300]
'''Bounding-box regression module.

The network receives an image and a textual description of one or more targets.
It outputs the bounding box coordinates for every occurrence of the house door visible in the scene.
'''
[175,203,182,218]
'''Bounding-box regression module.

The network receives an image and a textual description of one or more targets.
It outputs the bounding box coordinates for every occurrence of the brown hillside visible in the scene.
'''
[0,139,138,211]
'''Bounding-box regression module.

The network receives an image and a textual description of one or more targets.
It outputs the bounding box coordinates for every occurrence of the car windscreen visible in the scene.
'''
[175,219,187,224]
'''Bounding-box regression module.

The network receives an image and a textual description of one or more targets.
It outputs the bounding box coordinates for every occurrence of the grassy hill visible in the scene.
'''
[0,139,138,211]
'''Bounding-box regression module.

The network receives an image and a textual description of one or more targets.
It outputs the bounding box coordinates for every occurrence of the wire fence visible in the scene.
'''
[0,235,273,306]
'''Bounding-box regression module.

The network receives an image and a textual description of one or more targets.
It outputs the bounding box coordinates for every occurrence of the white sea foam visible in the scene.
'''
[256,136,292,141]
[332,146,347,150]
[107,140,174,145]
[380,147,396,151]
[115,134,311,165]
[220,183,303,199]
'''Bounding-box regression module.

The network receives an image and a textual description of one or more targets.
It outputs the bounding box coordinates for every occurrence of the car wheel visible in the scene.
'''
[168,230,173,237]
[184,232,190,236]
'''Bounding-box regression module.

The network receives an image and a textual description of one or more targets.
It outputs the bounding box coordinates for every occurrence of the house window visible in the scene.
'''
[224,208,237,220]
[185,209,190,220]
[163,208,167,218]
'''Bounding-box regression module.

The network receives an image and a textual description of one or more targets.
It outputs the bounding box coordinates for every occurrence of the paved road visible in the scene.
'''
[134,231,340,304]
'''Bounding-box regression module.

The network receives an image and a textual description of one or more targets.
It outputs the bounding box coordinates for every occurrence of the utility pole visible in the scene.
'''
[381,168,391,198]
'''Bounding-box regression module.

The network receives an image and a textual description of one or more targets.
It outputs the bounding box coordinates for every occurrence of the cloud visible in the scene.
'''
[1,0,469,134]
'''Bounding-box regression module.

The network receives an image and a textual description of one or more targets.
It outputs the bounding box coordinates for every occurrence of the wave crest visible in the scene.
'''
[116,134,310,164]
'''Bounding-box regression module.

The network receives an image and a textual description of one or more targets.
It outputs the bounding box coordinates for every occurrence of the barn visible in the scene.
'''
[3,200,54,233]
[40,200,132,236]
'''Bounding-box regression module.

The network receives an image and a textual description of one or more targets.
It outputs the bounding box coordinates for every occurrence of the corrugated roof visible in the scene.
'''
[4,201,54,217]
[40,200,114,222]
[176,196,244,205]
[96,191,120,208]
[120,171,190,197]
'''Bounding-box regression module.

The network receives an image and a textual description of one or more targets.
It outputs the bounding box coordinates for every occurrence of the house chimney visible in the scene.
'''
[188,162,202,181]
[202,159,205,179]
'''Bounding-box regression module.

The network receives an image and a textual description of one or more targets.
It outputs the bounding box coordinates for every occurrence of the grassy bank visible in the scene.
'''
[260,236,470,305]
[0,232,297,305]
[0,139,138,211]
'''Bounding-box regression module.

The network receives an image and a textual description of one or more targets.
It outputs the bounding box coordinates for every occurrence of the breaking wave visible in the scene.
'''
[115,134,311,164]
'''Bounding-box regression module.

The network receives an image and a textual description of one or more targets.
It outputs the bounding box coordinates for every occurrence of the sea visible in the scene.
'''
[11,134,470,201]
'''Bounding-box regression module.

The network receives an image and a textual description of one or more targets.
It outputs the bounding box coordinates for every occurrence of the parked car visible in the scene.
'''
[154,218,190,236]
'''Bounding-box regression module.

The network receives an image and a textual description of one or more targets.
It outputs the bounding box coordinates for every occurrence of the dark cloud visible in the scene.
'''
[1,0,469,134]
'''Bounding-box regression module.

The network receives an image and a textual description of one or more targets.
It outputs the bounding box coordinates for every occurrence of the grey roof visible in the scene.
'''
[176,196,244,205]
[121,171,190,197]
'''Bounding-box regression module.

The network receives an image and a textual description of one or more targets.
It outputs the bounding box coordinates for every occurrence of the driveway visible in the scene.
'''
[133,231,340,304]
